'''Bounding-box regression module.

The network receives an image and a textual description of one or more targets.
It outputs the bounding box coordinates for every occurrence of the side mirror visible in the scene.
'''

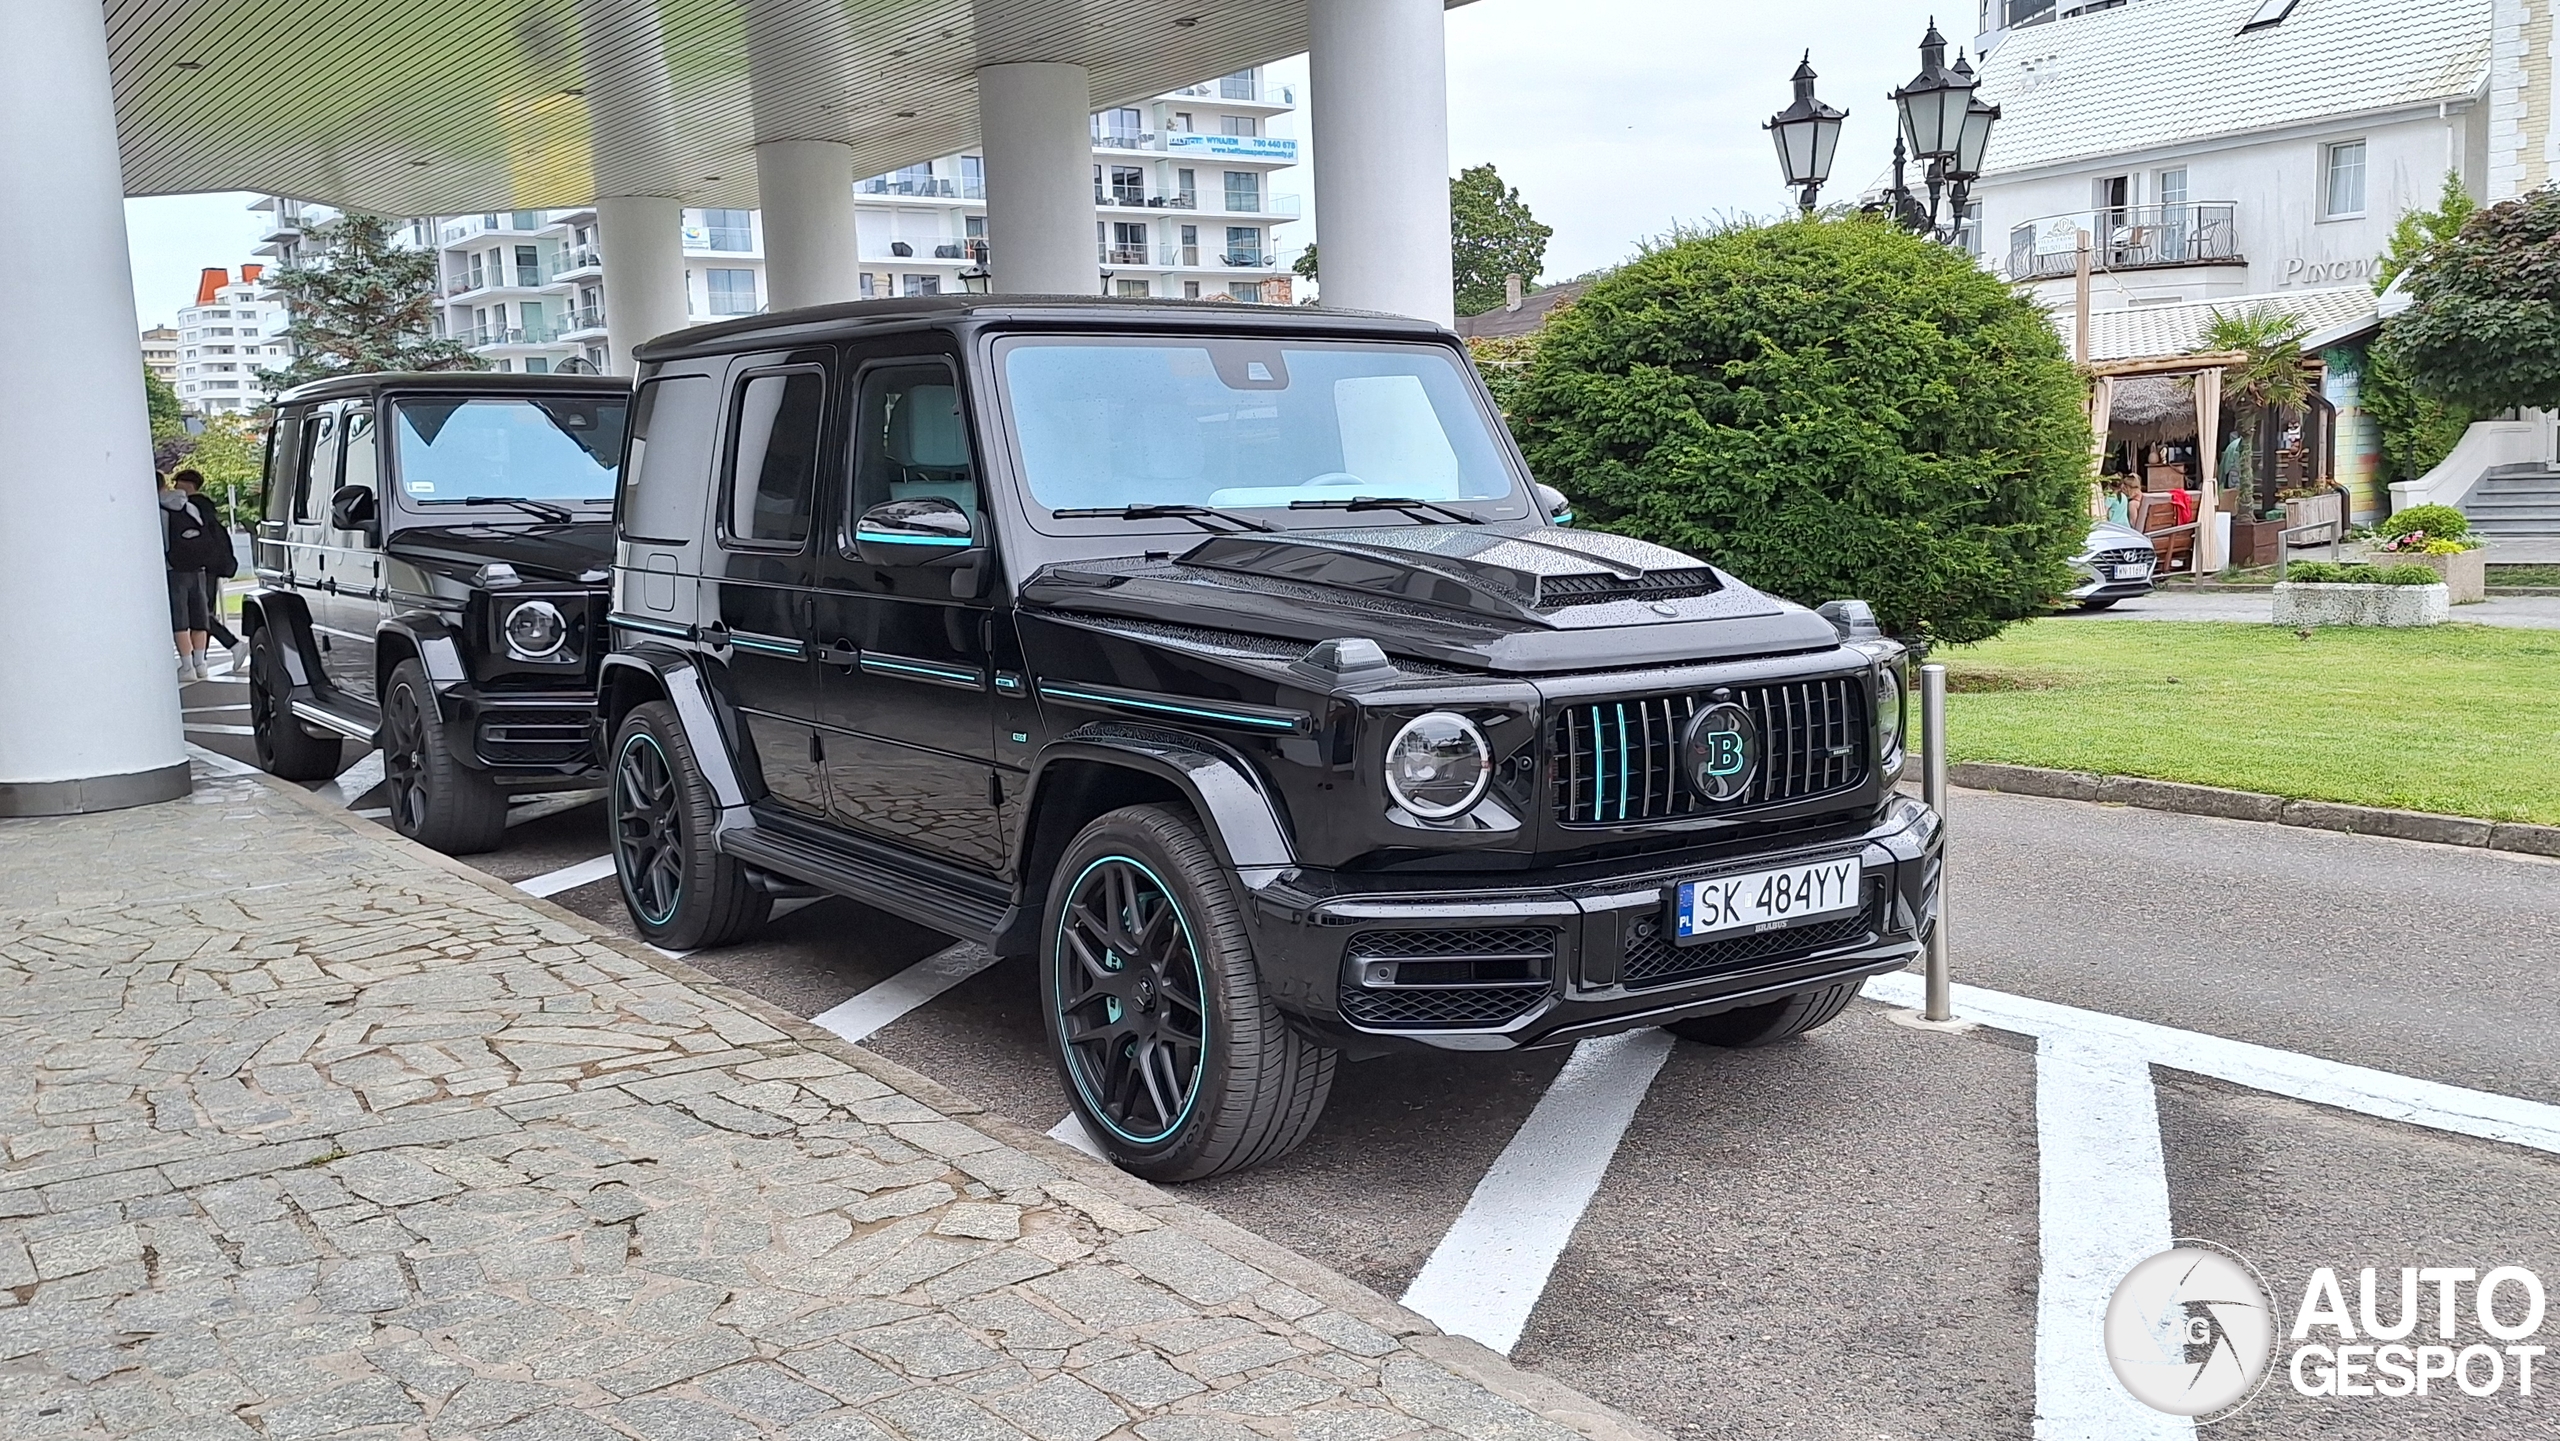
[855,496,978,568]
[1534,483,1574,525]
[329,485,378,534]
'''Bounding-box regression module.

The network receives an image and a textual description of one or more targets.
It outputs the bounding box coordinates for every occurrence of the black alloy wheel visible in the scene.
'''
[614,729,685,930]
[1039,804,1335,1181]
[607,701,769,949]
[247,628,342,780]
[379,659,507,854]
[1053,855,1210,1147]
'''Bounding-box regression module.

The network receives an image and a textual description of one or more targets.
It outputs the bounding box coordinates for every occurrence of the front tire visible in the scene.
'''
[610,701,770,949]
[247,626,342,781]
[1666,979,1860,1048]
[381,659,509,854]
[1041,804,1335,1182]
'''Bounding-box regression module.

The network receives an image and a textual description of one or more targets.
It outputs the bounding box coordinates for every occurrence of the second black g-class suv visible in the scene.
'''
[598,297,1940,1181]
[245,373,629,853]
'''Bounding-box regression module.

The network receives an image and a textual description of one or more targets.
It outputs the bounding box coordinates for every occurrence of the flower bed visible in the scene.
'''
[2273,562,2450,626]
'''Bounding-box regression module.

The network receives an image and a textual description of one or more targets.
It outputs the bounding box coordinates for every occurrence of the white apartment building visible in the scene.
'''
[140,326,177,383]
[1967,0,2490,316]
[256,67,1301,377]
[173,266,291,415]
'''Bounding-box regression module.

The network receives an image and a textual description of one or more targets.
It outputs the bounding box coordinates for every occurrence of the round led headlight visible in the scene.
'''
[1383,712,1491,820]
[1876,659,1907,764]
[503,599,569,659]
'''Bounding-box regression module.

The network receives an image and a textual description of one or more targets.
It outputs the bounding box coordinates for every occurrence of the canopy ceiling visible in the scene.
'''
[106,0,1473,214]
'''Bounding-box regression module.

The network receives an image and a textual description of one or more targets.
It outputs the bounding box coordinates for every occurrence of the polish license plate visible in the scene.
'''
[2113,562,2154,580]
[1673,858,1862,943]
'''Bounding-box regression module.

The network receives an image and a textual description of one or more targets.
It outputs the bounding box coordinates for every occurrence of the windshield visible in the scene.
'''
[392,395,627,506]
[997,337,1527,529]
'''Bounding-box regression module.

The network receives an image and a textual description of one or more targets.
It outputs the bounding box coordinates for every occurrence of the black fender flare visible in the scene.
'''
[1020,721,1298,882]
[597,647,753,812]
[236,591,322,697]
[378,609,472,693]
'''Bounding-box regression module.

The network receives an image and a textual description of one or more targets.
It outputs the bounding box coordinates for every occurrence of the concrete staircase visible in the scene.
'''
[2464,464,2560,537]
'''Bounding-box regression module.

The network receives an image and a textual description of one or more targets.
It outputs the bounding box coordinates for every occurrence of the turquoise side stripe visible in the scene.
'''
[1039,684,1301,732]
[729,634,804,658]
[861,655,982,686]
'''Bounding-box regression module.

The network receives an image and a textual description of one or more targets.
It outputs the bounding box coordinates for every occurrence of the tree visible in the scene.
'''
[185,414,267,528]
[1510,216,2089,645]
[144,368,194,473]
[258,213,483,392]
[2376,170,2476,294]
[2353,334,2471,484]
[2388,185,2560,413]
[1450,163,1552,318]
[2198,305,2311,509]
[1293,243,1319,282]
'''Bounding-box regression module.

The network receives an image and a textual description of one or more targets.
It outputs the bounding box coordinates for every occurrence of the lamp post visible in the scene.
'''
[1764,52,1846,214]
[1773,23,1997,245]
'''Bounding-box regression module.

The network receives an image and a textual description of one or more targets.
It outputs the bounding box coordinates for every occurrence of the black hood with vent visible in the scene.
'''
[1019,522,1841,676]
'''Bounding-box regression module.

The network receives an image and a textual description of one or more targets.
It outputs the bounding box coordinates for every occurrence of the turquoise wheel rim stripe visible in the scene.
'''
[614,731,683,928]
[1052,853,1211,1147]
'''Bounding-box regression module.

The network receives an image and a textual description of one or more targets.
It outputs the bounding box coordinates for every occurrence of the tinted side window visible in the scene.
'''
[722,369,824,548]
[850,363,978,523]
[622,374,718,544]
[339,408,379,503]
[292,408,339,523]
[262,409,302,523]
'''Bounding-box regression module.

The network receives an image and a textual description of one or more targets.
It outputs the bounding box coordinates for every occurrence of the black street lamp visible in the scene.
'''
[1765,52,1847,214]
[1777,22,1998,244]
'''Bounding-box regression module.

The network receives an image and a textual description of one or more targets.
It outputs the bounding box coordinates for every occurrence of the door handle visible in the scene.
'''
[812,641,860,668]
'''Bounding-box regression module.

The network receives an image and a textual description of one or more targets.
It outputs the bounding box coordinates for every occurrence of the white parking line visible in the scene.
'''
[506,790,605,829]
[516,855,618,898]
[315,752,384,808]
[182,723,255,736]
[185,742,263,778]
[181,703,249,715]
[807,942,1002,1044]
[1399,1028,1676,1354]
[1860,973,2560,1155]
[1047,1113,1109,1160]
[2032,1035,2187,1441]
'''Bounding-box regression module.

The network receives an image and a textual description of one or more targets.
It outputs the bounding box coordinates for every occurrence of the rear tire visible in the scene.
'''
[610,701,770,950]
[382,660,509,854]
[247,626,343,781]
[1666,979,1860,1048]
[1041,804,1334,1182]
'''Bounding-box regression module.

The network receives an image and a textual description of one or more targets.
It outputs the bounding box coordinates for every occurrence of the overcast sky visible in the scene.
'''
[122,0,1957,325]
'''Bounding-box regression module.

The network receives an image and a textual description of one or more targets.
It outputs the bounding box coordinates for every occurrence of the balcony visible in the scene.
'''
[561,306,606,336]
[2006,202,2243,281]
[858,175,985,200]
[1092,130,1157,152]
[1100,244,1151,267]
[1219,250,1277,269]
[460,320,571,348]
[546,246,601,281]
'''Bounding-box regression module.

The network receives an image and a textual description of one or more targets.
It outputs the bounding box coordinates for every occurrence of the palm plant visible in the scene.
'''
[2199,306,2311,510]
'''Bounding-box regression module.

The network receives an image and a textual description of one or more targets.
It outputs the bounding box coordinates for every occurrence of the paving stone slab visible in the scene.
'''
[0,769,1669,1441]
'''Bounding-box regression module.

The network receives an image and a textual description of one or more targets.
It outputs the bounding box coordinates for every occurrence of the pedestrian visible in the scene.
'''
[169,469,242,658]
[159,469,228,681]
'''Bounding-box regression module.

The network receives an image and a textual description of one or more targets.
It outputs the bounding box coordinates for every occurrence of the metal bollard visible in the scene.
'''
[1920,663,1953,1023]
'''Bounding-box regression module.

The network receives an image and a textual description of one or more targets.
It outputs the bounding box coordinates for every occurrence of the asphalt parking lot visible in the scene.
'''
[181,667,2560,1439]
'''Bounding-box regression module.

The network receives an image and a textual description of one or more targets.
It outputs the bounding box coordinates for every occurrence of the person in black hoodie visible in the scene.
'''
[160,469,229,681]
[170,469,241,660]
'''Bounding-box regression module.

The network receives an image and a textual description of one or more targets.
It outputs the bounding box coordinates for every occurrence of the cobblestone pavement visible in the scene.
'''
[0,766,1656,1441]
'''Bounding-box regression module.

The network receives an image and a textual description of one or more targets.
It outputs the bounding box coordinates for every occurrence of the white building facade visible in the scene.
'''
[172,266,290,415]
[1967,0,2491,318]
[255,67,1303,377]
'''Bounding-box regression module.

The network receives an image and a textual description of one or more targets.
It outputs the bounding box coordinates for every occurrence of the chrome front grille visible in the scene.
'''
[1551,676,1869,825]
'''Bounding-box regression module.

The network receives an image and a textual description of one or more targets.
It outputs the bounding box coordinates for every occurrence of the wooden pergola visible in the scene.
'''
[2085,351,2248,571]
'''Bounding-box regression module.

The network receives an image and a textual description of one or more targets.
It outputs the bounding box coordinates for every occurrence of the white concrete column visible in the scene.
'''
[977,62,1098,295]
[1309,0,1457,327]
[581,0,693,372]
[754,140,864,310]
[0,0,189,814]
[746,0,863,310]
[596,197,690,373]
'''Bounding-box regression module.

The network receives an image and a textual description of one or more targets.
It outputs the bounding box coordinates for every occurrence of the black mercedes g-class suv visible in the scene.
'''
[598,297,1940,1181]
[244,372,630,853]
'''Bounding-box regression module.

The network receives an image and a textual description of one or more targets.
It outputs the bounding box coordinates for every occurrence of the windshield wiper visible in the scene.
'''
[1290,496,1486,524]
[1053,503,1275,533]
[460,496,575,523]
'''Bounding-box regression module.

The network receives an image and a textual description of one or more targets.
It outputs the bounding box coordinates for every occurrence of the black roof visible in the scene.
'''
[634,294,1454,363]
[275,370,631,405]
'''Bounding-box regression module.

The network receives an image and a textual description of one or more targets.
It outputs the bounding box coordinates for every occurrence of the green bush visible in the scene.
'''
[2380,503,2469,541]
[1509,216,2090,644]
[2287,561,2448,586]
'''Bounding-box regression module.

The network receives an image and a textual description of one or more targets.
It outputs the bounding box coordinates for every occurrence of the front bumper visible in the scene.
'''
[2067,560,2157,603]
[442,687,604,786]
[1243,795,1943,1054]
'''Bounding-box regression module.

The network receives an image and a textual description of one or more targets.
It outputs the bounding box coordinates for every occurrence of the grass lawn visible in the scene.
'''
[1928,620,2560,825]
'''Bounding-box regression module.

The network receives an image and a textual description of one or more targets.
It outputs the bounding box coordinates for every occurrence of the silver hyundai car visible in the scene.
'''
[2064,520,2160,610]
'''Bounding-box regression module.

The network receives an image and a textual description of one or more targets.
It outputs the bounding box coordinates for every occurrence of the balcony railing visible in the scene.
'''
[561,306,605,335]
[1092,130,1157,152]
[859,176,985,200]
[2006,202,2243,281]
[546,246,601,280]
[1100,244,1151,266]
[1219,250,1277,268]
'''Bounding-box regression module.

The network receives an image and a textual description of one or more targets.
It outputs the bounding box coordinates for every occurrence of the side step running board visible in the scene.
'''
[719,823,1011,942]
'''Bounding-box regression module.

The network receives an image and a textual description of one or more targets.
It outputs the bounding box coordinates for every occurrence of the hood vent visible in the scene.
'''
[1536,568,1724,608]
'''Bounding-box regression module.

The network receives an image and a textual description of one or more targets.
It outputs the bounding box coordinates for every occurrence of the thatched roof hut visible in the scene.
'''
[2106,374,2198,448]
